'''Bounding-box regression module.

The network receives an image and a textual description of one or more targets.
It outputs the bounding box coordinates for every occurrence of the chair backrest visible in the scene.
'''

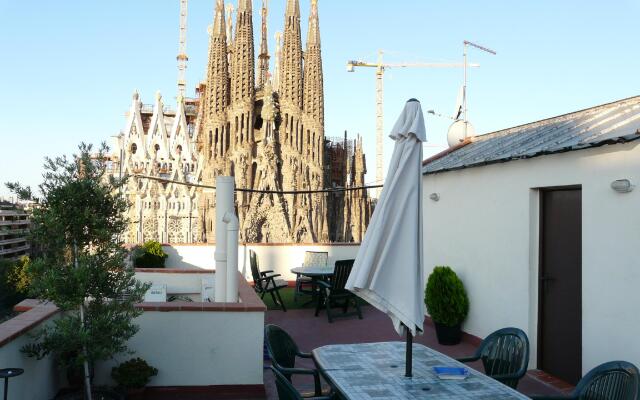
[328,259,355,290]
[271,366,303,400]
[573,361,639,400]
[476,327,530,389]
[264,324,300,371]
[249,250,263,291]
[303,251,328,268]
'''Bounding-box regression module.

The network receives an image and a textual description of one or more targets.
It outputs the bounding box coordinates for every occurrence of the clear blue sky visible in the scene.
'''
[1,0,638,198]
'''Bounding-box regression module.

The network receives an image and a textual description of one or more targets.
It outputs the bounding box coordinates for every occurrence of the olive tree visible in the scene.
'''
[8,143,148,399]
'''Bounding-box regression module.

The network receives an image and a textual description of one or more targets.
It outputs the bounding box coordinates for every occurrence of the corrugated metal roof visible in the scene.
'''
[423,96,640,174]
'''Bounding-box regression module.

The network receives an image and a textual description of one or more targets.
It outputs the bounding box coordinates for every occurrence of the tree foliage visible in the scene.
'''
[7,256,32,295]
[11,143,149,371]
[134,240,168,268]
[5,181,37,202]
[141,241,166,258]
[111,358,158,389]
[0,258,27,319]
[424,266,469,327]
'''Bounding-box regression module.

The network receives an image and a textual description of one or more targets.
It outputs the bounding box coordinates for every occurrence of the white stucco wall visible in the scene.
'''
[163,244,360,281]
[0,315,61,399]
[162,245,217,269]
[422,141,640,374]
[95,310,264,387]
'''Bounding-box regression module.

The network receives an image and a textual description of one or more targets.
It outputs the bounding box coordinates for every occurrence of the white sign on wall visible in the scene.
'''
[144,284,167,302]
[201,277,215,302]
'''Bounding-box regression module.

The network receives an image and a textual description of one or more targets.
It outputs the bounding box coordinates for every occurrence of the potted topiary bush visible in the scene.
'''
[111,358,158,398]
[424,266,469,345]
[134,241,168,268]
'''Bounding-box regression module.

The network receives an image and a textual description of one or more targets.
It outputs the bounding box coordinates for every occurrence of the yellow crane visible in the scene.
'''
[347,50,479,198]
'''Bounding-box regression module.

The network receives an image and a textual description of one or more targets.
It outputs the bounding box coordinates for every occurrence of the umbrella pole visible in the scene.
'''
[405,324,413,377]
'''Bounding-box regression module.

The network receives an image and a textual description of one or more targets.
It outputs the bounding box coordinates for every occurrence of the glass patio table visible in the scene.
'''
[312,342,530,400]
[290,265,335,306]
[290,265,335,278]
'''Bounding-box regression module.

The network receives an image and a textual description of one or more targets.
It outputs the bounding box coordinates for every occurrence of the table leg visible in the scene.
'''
[4,377,8,400]
[300,277,319,307]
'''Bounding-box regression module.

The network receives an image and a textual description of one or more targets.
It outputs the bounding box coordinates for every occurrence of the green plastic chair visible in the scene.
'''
[315,259,362,323]
[457,327,529,389]
[265,324,323,397]
[250,250,287,311]
[530,361,639,400]
[271,366,334,400]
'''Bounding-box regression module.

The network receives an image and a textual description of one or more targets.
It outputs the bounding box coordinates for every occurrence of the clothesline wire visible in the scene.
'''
[133,174,382,194]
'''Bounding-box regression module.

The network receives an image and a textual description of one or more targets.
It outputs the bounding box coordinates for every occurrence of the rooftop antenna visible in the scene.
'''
[463,40,496,139]
[177,0,189,98]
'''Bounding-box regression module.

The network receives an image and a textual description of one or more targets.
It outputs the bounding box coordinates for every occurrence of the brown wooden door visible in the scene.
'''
[539,188,582,385]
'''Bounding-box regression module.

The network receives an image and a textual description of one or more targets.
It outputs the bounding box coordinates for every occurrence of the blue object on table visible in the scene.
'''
[433,366,470,380]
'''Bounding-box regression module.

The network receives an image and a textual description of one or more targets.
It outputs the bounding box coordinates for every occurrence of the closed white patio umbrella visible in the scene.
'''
[345,98,426,377]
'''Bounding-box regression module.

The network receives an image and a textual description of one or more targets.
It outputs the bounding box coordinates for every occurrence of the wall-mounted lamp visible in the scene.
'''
[611,179,634,193]
[429,193,440,201]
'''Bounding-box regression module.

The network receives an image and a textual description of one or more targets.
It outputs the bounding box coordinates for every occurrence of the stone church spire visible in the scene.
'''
[273,31,282,91]
[231,0,255,105]
[303,0,327,242]
[203,0,230,156]
[225,3,234,46]
[257,0,270,88]
[280,0,303,109]
[201,0,231,243]
[303,0,323,125]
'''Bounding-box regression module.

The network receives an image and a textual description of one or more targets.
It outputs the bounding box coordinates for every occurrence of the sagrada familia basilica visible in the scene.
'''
[112,0,372,244]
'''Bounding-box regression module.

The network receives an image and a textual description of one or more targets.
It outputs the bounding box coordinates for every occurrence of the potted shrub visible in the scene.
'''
[134,241,168,268]
[111,358,158,398]
[8,143,149,399]
[424,266,469,345]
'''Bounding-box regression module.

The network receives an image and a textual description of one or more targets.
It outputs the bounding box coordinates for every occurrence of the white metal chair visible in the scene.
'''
[294,251,328,302]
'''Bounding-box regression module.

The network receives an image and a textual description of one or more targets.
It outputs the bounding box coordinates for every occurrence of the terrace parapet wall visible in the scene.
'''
[134,268,266,312]
[0,300,59,347]
[7,271,265,319]
[3,271,266,397]
[159,243,362,281]
[0,300,61,400]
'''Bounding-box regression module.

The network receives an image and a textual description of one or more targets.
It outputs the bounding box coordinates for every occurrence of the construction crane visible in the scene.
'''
[347,50,479,198]
[177,0,189,98]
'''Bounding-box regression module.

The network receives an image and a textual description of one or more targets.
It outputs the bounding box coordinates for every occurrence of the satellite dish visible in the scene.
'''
[447,120,476,147]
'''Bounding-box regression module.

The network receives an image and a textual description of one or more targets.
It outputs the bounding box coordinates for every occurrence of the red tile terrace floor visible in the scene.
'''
[264,305,573,399]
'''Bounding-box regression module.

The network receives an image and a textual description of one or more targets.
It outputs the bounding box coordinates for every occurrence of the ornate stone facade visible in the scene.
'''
[116,91,201,244]
[113,0,371,244]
